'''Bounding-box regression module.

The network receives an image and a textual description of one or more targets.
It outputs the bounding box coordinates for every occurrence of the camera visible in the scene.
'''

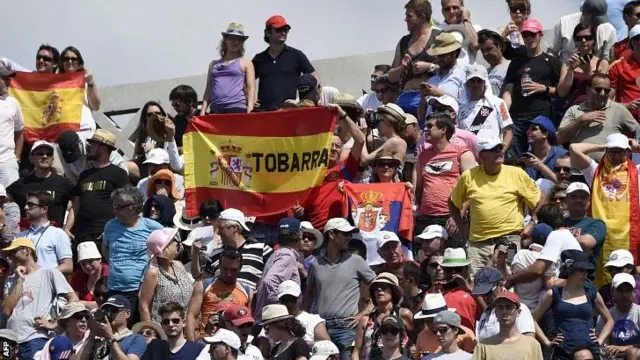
[93,309,110,324]
[365,110,379,129]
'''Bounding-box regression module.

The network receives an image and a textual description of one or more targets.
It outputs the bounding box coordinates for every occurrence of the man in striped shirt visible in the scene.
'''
[206,208,273,291]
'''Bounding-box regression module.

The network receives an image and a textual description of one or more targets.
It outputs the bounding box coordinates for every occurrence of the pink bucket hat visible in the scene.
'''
[146,228,179,259]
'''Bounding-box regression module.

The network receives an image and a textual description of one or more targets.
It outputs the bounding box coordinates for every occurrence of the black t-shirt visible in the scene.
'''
[173,109,198,148]
[504,53,561,119]
[253,45,315,111]
[72,164,129,236]
[7,173,74,225]
[271,338,309,360]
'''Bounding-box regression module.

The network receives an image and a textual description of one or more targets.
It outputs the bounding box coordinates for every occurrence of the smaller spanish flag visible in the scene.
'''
[8,72,84,143]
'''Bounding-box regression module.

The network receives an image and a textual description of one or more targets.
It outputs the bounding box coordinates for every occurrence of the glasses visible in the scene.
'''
[33,151,53,157]
[25,202,41,209]
[72,314,89,321]
[551,196,566,203]
[574,35,594,42]
[509,5,526,13]
[155,179,172,186]
[521,32,538,38]
[592,87,611,95]
[429,262,442,269]
[62,56,80,64]
[443,266,464,274]
[554,166,571,173]
[375,88,389,95]
[161,318,181,325]
[484,145,504,153]
[370,74,380,82]
[375,160,397,168]
[273,27,289,34]
[380,327,400,336]
[434,327,451,335]
[113,203,134,211]
[373,284,392,292]
[36,55,53,63]
[142,329,158,337]
[146,111,162,118]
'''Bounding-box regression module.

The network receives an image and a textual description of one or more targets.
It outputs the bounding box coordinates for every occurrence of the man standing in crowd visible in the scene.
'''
[558,73,637,162]
[17,191,73,275]
[253,15,316,111]
[423,310,472,360]
[424,33,473,104]
[0,68,23,188]
[478,30,510,96]
[358,65,391,111]
[458,65,513,144]
[609,24,640,121]
[612,1,640,59]
[522,116,568,181]
[303,218,376,359]
[472,292,543,359]
[564,182,606,270]
[159,301,204,360]
[205,208,272,291]
[449,137,543,277]
[2,238,77,359]
[434,0,481,66]
[7,140,74,227]
[169,85,199,149]
[186,249,252,342]
[415,113,476,238]
[502,18,561,158]
[71,129,130,245]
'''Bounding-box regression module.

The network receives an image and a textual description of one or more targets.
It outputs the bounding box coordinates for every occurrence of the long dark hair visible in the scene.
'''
[133,101,167,159]
[572,22,597,53]
[58,46,85,73]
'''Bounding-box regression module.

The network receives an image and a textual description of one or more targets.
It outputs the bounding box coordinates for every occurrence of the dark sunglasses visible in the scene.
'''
[62,56,80,63]
[113,203,134,211]
[554,166,571,173]
[36,55,53,63]
[521,31,538,38]
[375,87,389,94]
[161,318,181,325]
[374,160,397,168]
[273,27,289,34]
[33,152,53,157]
[434,327,451,334]
[551,196,566,203]
[574,35,594,42]
[370,74,380,82]
[429,262,442,269]
[72,314,90,321]
[443,266,465,273]
[509,5,526,13]
[483,145,504,153]
[380,327,401,336]
[146,111,162,118]
[592,87,611,95]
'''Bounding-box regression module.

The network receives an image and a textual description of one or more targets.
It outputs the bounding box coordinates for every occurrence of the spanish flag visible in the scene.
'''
[183,108,337,217]
[8,72,84,143]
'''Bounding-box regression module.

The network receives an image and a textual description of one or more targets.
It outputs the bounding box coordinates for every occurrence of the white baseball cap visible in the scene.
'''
[476,136,506,152]
[143,148,170,165]
[31,140,55,154]
[377,231,400,248]
[605,249,635,268]
[465,64,488,82]
[566,182,590,195]
[613,273,637,289]
[310,341,340,360]
[323,218,358,234]
[428,95,459,114]
[203,328,241,350]
[605,133,630,150]
[416,225,449,241]
[278,280,302,298]
[219,209,250,232]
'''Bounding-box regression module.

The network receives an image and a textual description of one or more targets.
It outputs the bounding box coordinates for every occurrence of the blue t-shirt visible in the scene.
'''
[565,216,607,276]
[525,146,568,181]
[104,217,164,291]
[172,340,205,360]
[113,334,146,360]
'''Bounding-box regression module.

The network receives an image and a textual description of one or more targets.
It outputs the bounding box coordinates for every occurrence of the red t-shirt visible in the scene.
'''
[305,155,359,230]
[614,38,632,60]
[70,264,109,301]
[609,55,640,120]
[444,288,477,333]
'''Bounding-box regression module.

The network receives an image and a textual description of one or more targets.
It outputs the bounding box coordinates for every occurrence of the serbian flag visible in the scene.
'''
[8,72,84,143]
[343,183,414,266]
[183,107,337,217]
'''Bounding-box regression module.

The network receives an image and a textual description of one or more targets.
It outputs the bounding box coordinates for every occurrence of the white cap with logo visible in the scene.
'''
[605,249,635,268]
[377,231,400,248]
[466,64,489,82]
[31,140,55,154]
[476,136,506,152]
[566,182,590,195]
[310,340,340,360]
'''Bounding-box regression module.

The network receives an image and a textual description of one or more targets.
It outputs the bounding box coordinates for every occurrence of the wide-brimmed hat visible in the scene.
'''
[147,169,181,200]
[301,221,323,249]
[334,93,364,118]
[77,242,102,262]
[173,201,202,231]
[147,227,179,259]
[559,249,594,279]
[58,302,90,321]
[415,293,454,320]
[442,247,469,267]
[221,22,249,39]
[132,321,168,340]
[372,149,401,168]
[260,304,294,325]
[426,32,462,57]
[370,272,403,305]
[442,24,470,49]
[87,129,117,149]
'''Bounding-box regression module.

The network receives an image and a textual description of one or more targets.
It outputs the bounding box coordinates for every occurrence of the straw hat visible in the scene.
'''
[370,272,403,305]
[260,304,294,325]
[173,201,202,231]
[132,321,168,340]
[87,129,117,149]
[58,302,90,321]
[221,22,249,39]
[426,32,462,57]
[334,93,364,117]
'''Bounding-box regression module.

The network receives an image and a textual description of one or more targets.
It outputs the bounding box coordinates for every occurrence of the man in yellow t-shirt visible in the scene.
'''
[449,137,544,278]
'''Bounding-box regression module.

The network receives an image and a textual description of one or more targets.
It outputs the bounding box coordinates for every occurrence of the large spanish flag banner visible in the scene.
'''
[183,107,337,217]
[8,71,84,143]
[343,183,414,266]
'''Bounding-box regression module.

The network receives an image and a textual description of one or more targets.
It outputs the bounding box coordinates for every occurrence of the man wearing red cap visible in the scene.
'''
[252,15,316,111]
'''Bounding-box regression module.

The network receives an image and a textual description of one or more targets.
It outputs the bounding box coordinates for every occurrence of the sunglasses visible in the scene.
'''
[33,151,53,157]
[443,266,464,274]
[370,74,380,82]
[36,55,53,63]
[113,203,134,211]
[72,314,89,321]
[380,327,401,336]
[142,329,158,337]
[574,35,594,42]
[592,87,611,95]
[429,262,442,269]
[63,56,80,63]
[375,160,397,168]
[434,327,452,335]
[161,318,181,325]
[146,111,162,118]
[521,32,538,38]
[273,27,289,34]
[483,145,504,153]
[554,166,571,173]
[551,196,566,203]
[155,179,172,186]
[509,5,526,13]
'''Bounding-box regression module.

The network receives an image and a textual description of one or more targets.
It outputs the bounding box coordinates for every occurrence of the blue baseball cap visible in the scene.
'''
[278,217,301,232]
[530,116,557,144]
[472,267,503,296]
[49,336,74,360]
[531,223,553,245]
[100,295,132,311]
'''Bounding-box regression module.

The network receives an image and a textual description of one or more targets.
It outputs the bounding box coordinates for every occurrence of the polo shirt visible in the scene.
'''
[252,45,315,111]
[609,55,640,120]
[18,222,72,269]
[613,38,632,60]
[524,146,568,181]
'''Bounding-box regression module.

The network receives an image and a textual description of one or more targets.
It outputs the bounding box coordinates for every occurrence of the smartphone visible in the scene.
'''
[581,53,593,63]
[507,245,517,264]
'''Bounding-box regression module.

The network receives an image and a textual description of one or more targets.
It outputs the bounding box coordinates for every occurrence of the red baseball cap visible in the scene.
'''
[223,304,255,327]
[520,19,543,34]
[216,301,235,314]
[494,291,520,305]
[266,15,290,29]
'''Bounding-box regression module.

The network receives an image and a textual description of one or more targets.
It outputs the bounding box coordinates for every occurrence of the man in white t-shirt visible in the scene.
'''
[597,273,640,357]
[505,203,583,289]
[357,65,390,111]
[433,0,482,67]
[278,280,329,345]
[0,68,24,188]
[457,65,513,144]
[471,267,535,342]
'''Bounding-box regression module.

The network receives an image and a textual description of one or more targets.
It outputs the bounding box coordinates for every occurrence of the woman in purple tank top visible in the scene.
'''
[201,23,256,114]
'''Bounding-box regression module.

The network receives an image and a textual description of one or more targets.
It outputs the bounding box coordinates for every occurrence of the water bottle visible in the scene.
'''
[509,30,520,48]
[521,68,532,97]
